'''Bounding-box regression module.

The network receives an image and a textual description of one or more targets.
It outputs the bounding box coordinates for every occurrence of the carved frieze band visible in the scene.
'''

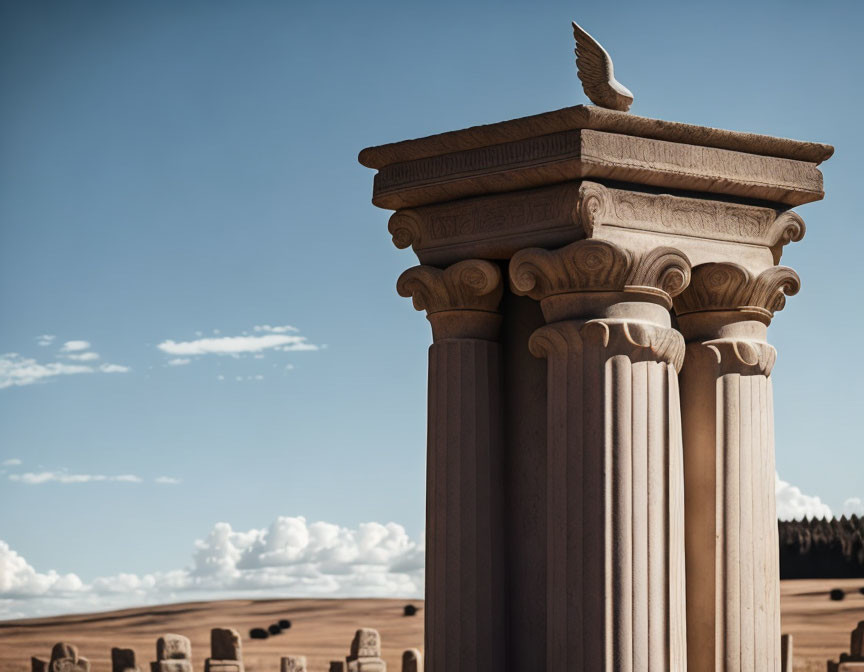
[529,318,686,370]
[396,259,503,315]
[577,182,805,261]
[673,262,800,319]
[388,182,582,253]
[386,180,804,267]
[509,239,691,306]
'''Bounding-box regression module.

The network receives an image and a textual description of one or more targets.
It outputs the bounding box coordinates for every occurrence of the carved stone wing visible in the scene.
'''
[572,21,633,112]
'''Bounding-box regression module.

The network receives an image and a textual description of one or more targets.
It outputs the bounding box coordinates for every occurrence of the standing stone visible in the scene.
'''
[401,650,422,672]
[205,628,243,672]
[49,643,89,672]
[345,629,386,672]
[853,622,864,658]
[828,621,864,671]
[152,634,192,672]
[280,656,307,672]
[112,648,140,672]
[32,658,48,672]
[781,634,793,672]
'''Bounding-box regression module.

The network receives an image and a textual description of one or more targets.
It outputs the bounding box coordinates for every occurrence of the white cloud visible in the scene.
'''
[167,358,191,367]
[0,540,84,598]
[65,352,99,362]
[158,333,317,357]
[254,325,299,334]
[155,476,182,485]
[60,341,91,352]
[1,458,22,467]
[0,350,129,390]
[0,516,423,618]
[9,472,143,485]
[841,497,864,517]
[36,335,55,347]
[775,474,833,521]
[99,363,130,374]
[0,353,94,389]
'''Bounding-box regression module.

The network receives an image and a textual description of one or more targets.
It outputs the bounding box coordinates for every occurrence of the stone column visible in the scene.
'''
[397,259,506,672]
[509,239,690,671]
[674,262,800,672]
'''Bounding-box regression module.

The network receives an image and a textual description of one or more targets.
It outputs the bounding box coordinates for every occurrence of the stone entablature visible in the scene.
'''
[389,180,805,272]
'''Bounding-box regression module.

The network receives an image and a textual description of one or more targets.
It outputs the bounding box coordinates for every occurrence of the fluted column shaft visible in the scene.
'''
[675,263,800,672]
[510,240,691,672]
[397,260,505,672]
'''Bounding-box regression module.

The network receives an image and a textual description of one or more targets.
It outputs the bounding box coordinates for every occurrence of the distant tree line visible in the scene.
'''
[779,516,864,579]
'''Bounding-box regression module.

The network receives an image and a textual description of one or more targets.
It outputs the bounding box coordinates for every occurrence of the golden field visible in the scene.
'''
[1,579,862,672]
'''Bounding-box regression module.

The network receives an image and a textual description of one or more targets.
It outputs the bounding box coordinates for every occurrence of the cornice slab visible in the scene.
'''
[370,129,824,210]
[359,105,833,169]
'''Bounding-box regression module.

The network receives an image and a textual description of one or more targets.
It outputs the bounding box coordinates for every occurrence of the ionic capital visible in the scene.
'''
[509,239,691,322]
[530,318,685,371]
[397,259,503,341]
[673,262,800,322]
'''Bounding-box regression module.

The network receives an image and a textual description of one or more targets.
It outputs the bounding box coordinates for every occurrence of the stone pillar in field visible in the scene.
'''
[781,634,793,672]
[397,260,505,672]
[828,620,864,671]
[112,648,141,672]
[280,656,307,672]
[345,628,386,672]
[50,643,89,672]
[152,635,192,672]
[360,97,832,671]
[510,239,690,669]
[205,628,243,672]
[401,649,423,672]
[675,261,801,671]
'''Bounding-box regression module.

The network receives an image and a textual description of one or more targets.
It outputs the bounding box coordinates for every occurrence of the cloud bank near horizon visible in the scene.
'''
[1,477,858,619]
[0,516,423,619]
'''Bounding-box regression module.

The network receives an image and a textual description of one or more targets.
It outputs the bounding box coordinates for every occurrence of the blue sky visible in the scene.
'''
[1,0,862,617]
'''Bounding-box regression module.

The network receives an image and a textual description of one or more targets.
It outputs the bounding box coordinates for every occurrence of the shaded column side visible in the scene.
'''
[500,289,548,671]
[397,259,506,672]
[510,238,691,672]
[675,262,799,672]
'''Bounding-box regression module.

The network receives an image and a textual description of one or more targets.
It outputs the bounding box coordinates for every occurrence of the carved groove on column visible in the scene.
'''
[528,319,687,670]
[716,373,780,672]
[397,259,503,314]
[509,239,691,306]
[426,339,505,672]
[673,263,800,319]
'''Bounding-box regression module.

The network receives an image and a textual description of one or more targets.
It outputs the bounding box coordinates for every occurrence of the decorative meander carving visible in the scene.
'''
[509,238,691,305]
[577,181,807,252]
[396,259,503,315]
[384,180,807,268]
[529,318,685,370]
[673,262,800,318]
[703,338,777,376]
